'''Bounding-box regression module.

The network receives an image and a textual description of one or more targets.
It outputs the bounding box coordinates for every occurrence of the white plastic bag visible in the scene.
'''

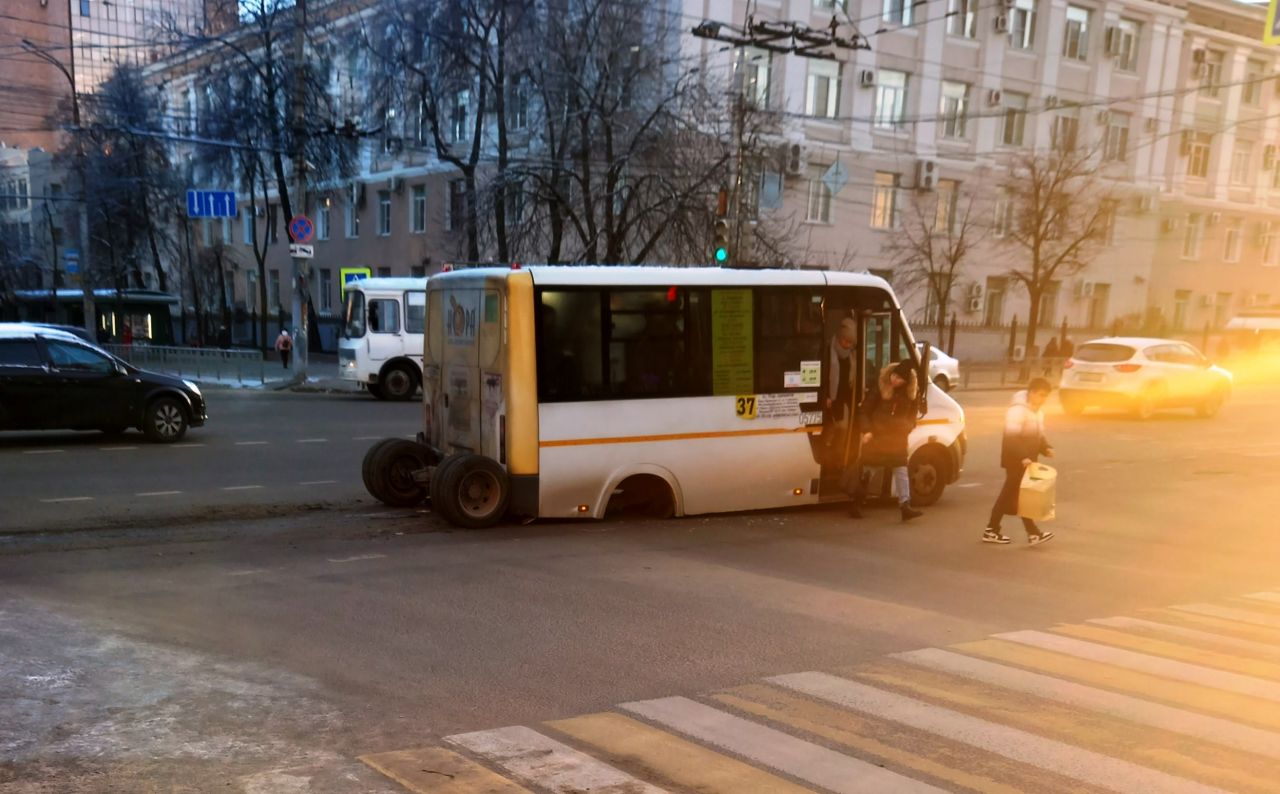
[1018,462,1056,522]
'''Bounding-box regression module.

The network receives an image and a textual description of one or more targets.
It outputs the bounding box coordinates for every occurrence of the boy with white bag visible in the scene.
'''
[983,378,1056,546]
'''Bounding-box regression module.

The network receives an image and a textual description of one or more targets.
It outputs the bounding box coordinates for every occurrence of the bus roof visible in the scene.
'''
[347,277,427,292]
[430,266,894,292]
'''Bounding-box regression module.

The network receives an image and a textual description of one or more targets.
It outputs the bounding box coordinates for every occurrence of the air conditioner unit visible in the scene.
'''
[915,159,937,191]
[1104,27,1122,56]
[987,89,1003,107]
[1044,95,1060,108]
[968,282,983,298]
[783,141,806,176]
[1145,117,1158,134]
[1208,211,1221,225]
[993,14,1009,34]
[859,69,876,88]
[1265,145,1277,169]
[967,296,983,312]
[1138,194,1158,214]
[1076,281,1096,298]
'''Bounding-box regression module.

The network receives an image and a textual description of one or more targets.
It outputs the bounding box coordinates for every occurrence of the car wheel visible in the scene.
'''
[369,439,435,508]
[361,438,398,500]
[432,453,509,529]
[1060,394,1085,416]
[143,397,188,443]
[380,364,417,401]
[1132,385,1162,421]
[1196,389,1226,418]
[932,374,951,392]
[908,446,949,507]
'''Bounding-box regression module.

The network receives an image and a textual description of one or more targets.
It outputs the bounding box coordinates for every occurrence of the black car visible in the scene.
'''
[0,323,206,442]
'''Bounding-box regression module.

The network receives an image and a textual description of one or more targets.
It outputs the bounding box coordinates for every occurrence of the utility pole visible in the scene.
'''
[288,0,309,379]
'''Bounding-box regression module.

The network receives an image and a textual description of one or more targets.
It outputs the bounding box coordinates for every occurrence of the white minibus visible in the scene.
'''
[338,277,427,400]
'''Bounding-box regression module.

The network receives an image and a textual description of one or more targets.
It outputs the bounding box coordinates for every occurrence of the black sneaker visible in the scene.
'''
[983,529,1011,544]
[901,504,923,522]
[1028,531,1055,546]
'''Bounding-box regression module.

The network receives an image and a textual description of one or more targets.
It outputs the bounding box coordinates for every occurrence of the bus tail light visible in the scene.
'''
[1114,363,1142,373]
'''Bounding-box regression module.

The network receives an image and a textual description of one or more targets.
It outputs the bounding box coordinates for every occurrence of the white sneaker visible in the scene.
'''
[983,529,1011,544]
[1028,531,1055,546]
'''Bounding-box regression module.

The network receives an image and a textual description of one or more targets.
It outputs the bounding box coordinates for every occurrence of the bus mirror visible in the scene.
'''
[918,341,931,415]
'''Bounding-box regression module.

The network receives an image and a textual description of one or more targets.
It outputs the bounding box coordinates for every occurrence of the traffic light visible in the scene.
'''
[713,219,730,264]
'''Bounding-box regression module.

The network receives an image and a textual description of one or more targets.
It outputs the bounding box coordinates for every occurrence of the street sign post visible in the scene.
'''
[289,215,315,244]
[186,190,238,218]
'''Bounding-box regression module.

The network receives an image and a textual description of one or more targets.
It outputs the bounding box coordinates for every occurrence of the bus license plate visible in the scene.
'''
[800,411,824,426]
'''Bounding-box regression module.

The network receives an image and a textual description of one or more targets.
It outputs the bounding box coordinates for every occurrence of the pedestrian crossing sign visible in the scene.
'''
[340,267,372,299]
[1267,0,1280,45]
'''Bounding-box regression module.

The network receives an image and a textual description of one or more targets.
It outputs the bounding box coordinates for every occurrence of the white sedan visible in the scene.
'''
[917,343,960,392]
[1058,337,1232,419]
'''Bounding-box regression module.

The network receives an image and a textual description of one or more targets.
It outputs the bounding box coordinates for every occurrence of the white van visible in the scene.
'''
[337,277,427,400]
[410,266,967,528]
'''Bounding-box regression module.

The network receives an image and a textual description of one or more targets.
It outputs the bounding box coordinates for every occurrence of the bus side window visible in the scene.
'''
[369,299,400,334]
[405,291,426,334]
[756,290,824,393]
[537,290,603,402]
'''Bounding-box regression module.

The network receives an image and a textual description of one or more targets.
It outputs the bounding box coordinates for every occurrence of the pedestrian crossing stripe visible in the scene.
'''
[362,588,1280,793]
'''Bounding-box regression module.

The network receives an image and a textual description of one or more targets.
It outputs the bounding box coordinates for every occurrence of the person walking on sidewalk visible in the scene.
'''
[274,329,293,370]
[850,359,923,522]
[984,378,1055,545]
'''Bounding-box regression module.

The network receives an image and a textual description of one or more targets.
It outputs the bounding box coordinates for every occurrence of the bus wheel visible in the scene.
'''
[362,438,398,501]
[370,440,434,508]
[908,446,949,507]
[381,364,418,401]
[433,454,509,529]
[605,474,675,520]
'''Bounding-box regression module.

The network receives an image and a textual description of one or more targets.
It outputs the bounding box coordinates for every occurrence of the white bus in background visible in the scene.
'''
[338,277,427,400]
[403,266,967,528]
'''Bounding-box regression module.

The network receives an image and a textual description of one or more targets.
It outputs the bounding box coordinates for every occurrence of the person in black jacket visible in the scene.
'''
[849,359,922,522]
[984,378,1056,545]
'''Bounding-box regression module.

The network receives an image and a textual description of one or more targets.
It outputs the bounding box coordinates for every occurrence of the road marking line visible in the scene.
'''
[994,629,1280,702]
[771,671,1228,794]
[361,747,530,794]
[38,496,93,503]
[548,712,813,794]
[1142,608,1280,645]
[1089,616,1280,659]
[447,725,666,794]
[620,695,941,794]
[299,480,338,486]
[327,554,386,564]
[98,446,138,451]
[955,638,1280,732]
[172,442,205,448]
[226,569,269,577]
[1243,592,1280,605]
[221,485,264,491]
[234,441,269,446]
[23,449,64,455]
[712,685,1029,794]
[353,435,383,441]
[894,647,1280,761]
[1171,603,1280,630]
[297,438,328,443]
[135,491,182,497]
[1050,623,1280,680]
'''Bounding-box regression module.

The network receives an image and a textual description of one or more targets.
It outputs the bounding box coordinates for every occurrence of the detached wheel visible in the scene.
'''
[380,364,418,401]
[369,439,434,507]
[432,453,509,529]
[1196,389,1226,418]
[362,438,398,500]
[908,446,949,507]
[143,397,188,443]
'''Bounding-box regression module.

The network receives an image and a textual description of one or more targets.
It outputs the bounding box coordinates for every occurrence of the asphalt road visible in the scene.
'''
[0,390,420,534]
[2,384,1280,792]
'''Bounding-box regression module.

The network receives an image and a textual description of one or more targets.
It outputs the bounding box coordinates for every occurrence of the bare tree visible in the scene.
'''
[884,187,982,330]
[996,147,1114,353]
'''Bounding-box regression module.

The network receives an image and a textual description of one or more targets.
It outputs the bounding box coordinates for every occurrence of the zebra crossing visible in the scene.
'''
[360,590,1280,793]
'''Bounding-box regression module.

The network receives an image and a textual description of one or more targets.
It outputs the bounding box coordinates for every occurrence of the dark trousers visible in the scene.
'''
[280,349,291,369]
[988,466,1039,536]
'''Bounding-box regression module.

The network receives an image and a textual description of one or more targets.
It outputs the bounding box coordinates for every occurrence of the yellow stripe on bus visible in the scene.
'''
[505,271,539,476]
[541,426,816,448]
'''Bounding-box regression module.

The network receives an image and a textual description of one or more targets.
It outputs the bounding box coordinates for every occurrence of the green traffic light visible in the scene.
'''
[714,247,729,262]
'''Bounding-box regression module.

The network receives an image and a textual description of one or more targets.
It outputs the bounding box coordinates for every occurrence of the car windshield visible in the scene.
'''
[1074,343,1136,362]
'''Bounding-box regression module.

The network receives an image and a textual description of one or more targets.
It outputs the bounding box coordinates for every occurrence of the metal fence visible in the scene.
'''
[103,344,271,386]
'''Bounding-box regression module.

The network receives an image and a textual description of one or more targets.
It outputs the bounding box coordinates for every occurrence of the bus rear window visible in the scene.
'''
[1074,343,1135,362]
[343,291,366,338]
[405,291,426,334]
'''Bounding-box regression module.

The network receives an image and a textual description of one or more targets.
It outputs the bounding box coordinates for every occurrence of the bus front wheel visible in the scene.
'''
[432,453,509,529]
[908,446,950,507]
[380,363,418,401]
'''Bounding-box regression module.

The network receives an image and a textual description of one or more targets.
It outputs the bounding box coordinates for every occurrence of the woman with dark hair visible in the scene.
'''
[984,378,1056,545]
[850,359,922,522]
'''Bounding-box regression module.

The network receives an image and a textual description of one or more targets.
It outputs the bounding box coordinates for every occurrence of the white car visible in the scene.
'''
[917,342,960,392]
[1058,337,1232,419]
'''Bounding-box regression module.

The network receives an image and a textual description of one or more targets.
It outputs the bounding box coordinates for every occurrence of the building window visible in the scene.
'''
[221,217,233,245]
[946,0,976,37]
[935,179,958,233]
[246,271,258,312]
[1100,200,1118,246]
[317,199,331,240]
[345,183,360,238]
[1265,223,1280,266]
[882,0,911,25]
[411,265,427,278]
[243,210,253,245]
[377,191,391,236]
[1224,218,1243,263]
[1172,289,1191,331]
[874,70,907,129]
[268,269,281,310]
[742,48,771,109]
[508,74,529,130]
[319,268,333,312]
[940,81,969,139]
[411,185,426,234]
[870,172,899,229]
[984,277,1006,327]
[1114,20,1140,72]
[1186,132,1212,179]
[807,168,832,223]
[993,190,1013,238]
[1051,108,1079,152]
[1103,112,1129,163]
[79,0,89,16]
[1182,213,1203,259]
[446,179,466,232]
[16,179,27,208]
[266,206,278,243]
[1200,50,1224,98]
[1009,0,1036,50]
[1063,6,1090,61]
[1244,60,1267,106]
[1230,141,1253,185]
[805,60,841,119]
[449,89,470,142]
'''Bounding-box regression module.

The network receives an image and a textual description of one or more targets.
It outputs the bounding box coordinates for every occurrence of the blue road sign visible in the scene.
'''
[186,189,238,219]
[63,248,79,274]
[289,215,315,244]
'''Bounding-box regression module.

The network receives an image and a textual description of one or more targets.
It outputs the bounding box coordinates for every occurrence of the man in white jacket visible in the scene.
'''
[984,378,1055,545]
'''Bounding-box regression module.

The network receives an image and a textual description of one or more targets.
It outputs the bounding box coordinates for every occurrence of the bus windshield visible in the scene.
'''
[343,290,366,339]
